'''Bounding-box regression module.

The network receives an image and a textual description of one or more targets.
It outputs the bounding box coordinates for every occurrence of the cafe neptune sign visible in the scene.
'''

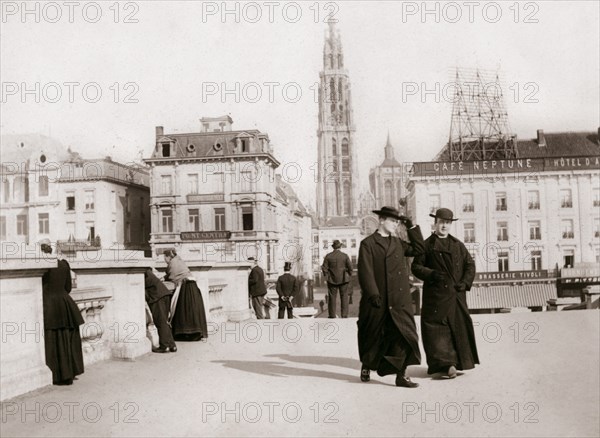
[408,155,600,179]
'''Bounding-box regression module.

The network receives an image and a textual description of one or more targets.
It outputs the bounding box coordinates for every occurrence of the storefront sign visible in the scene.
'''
[181,231,231,241]
[476,270,549,281]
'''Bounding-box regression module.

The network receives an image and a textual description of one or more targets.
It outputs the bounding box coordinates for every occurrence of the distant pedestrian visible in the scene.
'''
[248,257,271,319]
[276,262,298,319]
[412,208,479,379]
[163,249,208,341]
[40,238,84,385]
[322,240,353,318]
[144,268,177,353]
[357,207,425,388]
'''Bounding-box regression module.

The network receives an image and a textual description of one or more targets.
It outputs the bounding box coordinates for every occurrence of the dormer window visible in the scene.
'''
[162,143,170,158]
[241,139,247,152]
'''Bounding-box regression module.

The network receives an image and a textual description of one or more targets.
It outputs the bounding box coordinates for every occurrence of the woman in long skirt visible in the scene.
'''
[163,249,208,341]
[40,239,84,385]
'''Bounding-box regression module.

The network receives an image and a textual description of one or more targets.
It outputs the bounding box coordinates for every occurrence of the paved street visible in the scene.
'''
[1,310,598,437]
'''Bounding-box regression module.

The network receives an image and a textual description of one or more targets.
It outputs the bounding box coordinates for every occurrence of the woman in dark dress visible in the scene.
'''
[40,239,84,385]
[163,249,208,341]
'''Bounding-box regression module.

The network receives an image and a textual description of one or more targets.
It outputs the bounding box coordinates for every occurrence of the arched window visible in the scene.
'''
[384,180,393,206]
[343,181,351,215]
[330,103,336,117]
[338,54,343,68]
[338,78,343,101]
[341,138,349,156]
[329,54,334,69]
[331,138,337,156]
[329,78,336,102]
[334,181,340,215]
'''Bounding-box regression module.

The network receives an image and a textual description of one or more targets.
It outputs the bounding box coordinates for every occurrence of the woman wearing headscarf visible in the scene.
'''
[40,238,84,385]
[163,249,208,341]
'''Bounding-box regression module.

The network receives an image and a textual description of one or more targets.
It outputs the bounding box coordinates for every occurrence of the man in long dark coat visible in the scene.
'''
[322,240,353,318]
[411,208,479,379]
[357,206,425,388]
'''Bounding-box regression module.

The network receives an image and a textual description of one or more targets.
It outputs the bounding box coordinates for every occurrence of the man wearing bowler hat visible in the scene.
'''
[357,206,425,388]
[322,239,354,318]
[412,208,479,379]
[276,262,298,319]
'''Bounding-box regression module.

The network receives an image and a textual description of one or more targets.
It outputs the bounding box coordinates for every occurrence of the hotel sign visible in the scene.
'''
[187,193,225,203]
[181,231,231,241]
[476,270,549,281]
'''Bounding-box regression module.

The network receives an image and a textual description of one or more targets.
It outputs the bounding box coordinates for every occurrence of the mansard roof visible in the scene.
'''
[148,129,274,161]
[433,130,599,161]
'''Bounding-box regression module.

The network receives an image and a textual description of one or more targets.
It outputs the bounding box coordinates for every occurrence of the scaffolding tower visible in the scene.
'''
[447,68,517,161]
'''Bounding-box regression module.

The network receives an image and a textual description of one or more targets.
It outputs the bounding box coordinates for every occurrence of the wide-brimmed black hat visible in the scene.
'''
[429,208,458,221]
[372,206,403,220]
[284,262,292,271]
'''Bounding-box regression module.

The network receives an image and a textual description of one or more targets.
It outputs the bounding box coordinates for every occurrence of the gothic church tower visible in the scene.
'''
[316,21,358,222]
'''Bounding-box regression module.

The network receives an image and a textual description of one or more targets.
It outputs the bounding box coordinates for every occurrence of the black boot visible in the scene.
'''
[360,365,370,382]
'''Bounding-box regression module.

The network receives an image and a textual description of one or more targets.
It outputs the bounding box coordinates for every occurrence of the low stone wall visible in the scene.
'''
[1,251,253,401]
[0,252,153,401]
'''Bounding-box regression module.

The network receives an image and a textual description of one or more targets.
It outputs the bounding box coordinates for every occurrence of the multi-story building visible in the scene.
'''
[406,129,600,312]
[145,116,311,279]
[0,134,150,253]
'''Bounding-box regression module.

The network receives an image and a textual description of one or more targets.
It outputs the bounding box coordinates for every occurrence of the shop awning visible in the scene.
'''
[467,283,557,309]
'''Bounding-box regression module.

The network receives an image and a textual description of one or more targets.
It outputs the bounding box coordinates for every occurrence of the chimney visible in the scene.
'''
[537,129,546,147]
[156,126,164,137]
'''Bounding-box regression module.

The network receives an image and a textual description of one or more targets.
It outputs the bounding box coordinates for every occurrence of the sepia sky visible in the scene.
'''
[1,1,598,205]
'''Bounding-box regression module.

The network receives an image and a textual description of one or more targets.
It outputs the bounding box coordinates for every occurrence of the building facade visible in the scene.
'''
[145,116,311,279]
[0,135,150,253]
[406,129,600,312]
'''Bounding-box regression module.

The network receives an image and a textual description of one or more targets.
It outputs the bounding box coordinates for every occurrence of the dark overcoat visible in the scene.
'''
[411,233,479,373]
[42,259,84,330]
[357,226,425,375]
[248,266,267,297]
[144,270,173,304]
[276,273,298,308]
[322,249,353,285]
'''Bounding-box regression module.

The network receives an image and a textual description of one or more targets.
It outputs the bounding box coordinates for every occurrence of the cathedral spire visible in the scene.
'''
[385,131,394,159]
[316,22,357,221]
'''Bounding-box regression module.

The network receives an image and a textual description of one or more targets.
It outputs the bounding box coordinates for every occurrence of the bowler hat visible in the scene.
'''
[284,262,292,271]
[429,208,458,221]
[372,206,403,220]
[331,240,342,249]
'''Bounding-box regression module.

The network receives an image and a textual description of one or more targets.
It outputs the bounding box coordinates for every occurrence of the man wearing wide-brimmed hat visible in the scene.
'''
[412,208,479,380]
[321,239,354,318]
[357,206,425,388]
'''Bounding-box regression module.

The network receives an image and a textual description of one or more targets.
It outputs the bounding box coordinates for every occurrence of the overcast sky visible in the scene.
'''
[1,1,598,205]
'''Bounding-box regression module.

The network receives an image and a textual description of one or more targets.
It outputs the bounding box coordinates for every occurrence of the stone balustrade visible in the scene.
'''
[1,250,253,401]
